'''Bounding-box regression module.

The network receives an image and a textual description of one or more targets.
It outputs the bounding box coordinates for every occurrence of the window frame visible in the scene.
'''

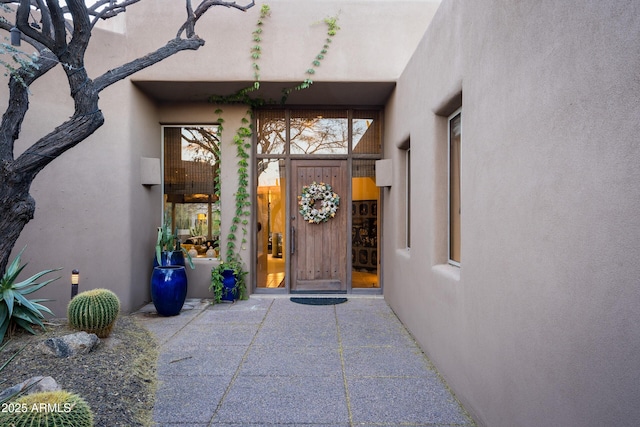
[161,124,221,258]
[448,109,461,267]
[405,147,411,249]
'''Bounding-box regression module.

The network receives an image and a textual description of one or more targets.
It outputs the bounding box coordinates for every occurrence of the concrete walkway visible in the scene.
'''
[135,296,476,427]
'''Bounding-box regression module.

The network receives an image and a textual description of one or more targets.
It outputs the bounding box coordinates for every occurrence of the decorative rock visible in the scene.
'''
[37,331,100,358]
[0,376,60,402]
[28,376,60,394]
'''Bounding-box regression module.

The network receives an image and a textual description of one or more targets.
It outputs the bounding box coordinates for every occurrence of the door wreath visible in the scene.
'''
[298,181,340,224]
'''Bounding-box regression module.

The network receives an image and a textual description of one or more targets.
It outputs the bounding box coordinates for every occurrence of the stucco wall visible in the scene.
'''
[3,0,436,316]
[9,27,155,316]
[383,1,640,426]
[126,86,162,311]
[127,0,439,83]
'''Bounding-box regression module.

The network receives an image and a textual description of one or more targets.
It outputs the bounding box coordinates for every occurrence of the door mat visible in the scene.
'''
[290,297,348,306]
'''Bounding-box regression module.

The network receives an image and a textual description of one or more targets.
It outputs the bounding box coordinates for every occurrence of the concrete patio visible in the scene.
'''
[135,296,476,427]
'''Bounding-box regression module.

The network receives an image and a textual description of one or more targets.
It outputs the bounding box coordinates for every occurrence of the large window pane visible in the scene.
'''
[352,160,380,288]
[449,111,461,265]
[163,126,220,258]
[290,110,348,155]
[256,109,286,155]
[406,148,411,249]
[353,110,381,154]
[256,159,286,288]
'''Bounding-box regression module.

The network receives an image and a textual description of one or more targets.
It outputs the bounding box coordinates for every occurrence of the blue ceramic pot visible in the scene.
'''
[221,269,237,302]
[151,265,187,316]
[153,251,185,268]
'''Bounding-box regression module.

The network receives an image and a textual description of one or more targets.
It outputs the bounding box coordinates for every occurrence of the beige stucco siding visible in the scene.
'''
[384,1,640,426]
[127,0,440,83]
[5,1,437,317]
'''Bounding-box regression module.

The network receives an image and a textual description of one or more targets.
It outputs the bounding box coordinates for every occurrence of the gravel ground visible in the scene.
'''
[0,315,158,427]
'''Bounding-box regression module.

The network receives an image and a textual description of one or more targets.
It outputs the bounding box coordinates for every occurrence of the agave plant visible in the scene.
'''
[0,247,61,343]
[0,340,27,404]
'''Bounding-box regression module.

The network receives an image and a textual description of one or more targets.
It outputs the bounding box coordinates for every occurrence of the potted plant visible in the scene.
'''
[151,224,194,316]
[210,258,247,303]
[150,264,188,316]
[154,224,194,269]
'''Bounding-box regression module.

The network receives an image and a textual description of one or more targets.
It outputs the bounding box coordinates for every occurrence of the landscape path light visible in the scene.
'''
[71,269,79,299]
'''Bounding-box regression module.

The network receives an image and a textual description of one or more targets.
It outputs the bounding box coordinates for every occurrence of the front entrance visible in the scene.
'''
[254,109,382,294]
[290,160,347,292]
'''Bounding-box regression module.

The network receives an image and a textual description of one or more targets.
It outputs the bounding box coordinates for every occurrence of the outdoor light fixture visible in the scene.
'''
[10,27,21,46]
[71,269,79,299]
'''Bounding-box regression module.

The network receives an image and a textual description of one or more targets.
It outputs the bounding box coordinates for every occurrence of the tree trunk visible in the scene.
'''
[0,173,35,272]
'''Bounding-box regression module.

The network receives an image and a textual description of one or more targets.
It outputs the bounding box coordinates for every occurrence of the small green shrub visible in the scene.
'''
[210,259,247,304]
[67,288,120,338]
[0,247,60,343]
[0,390,94,426]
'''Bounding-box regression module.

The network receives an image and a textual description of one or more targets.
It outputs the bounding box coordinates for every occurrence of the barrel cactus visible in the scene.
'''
[68,288,120,338]
[0,390,94,426]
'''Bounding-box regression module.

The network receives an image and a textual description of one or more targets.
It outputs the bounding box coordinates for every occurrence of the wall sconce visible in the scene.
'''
[71,269,79,299]
[375,159,393,187]
[10,27,21,46]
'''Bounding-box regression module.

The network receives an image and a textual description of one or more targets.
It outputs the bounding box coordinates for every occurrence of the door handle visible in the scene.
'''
[291,226,295,254]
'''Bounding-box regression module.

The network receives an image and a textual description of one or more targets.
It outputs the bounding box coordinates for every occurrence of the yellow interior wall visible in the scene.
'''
[352,177,378,201]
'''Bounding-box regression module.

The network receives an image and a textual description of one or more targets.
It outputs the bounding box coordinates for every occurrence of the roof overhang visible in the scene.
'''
[131,80,395,106]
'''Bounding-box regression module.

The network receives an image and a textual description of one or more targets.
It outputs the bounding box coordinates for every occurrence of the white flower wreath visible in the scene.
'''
[298,181,340,224]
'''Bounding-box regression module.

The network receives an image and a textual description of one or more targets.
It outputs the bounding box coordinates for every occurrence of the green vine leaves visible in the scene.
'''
[213,108,252,264]
[209,4,341,107]
[251,4,272,84]
[283,14,341,100]
[210,4,341,267]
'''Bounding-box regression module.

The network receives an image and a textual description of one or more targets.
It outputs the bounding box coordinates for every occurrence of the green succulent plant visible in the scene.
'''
[155,224,194,269]
[0,390,94,426]
[0,340,27,404]
[68,288,120,338]
[0,247,60,343]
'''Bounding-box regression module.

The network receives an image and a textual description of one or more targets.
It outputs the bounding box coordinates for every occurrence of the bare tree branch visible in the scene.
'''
[176,0,254,38]
[86,0,142,27]
[45,0,67,51]
[0,0,255,271]
[93,36,204,92]
[0,49,57,162]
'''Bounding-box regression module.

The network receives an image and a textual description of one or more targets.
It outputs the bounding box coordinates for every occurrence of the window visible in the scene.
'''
[352,160,380,288]
[353,110,382,154]
[289,110,349,155]
[406,148,411,249]
[448,110,461,265]
[163,126,220,258]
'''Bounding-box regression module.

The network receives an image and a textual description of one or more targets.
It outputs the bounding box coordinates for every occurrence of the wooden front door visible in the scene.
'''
[291,160,347,292]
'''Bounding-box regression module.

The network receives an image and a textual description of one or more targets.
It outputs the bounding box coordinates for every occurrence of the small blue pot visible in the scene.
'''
[151,265,188,316]
[221,269,237,302]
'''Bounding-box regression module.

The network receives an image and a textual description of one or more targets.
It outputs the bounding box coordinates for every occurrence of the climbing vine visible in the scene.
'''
[210,4,341,291]
[251,4,271,84]
[281,14,341,100]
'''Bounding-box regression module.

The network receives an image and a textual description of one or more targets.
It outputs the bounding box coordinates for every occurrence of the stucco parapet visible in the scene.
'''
[121,0,438,83]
